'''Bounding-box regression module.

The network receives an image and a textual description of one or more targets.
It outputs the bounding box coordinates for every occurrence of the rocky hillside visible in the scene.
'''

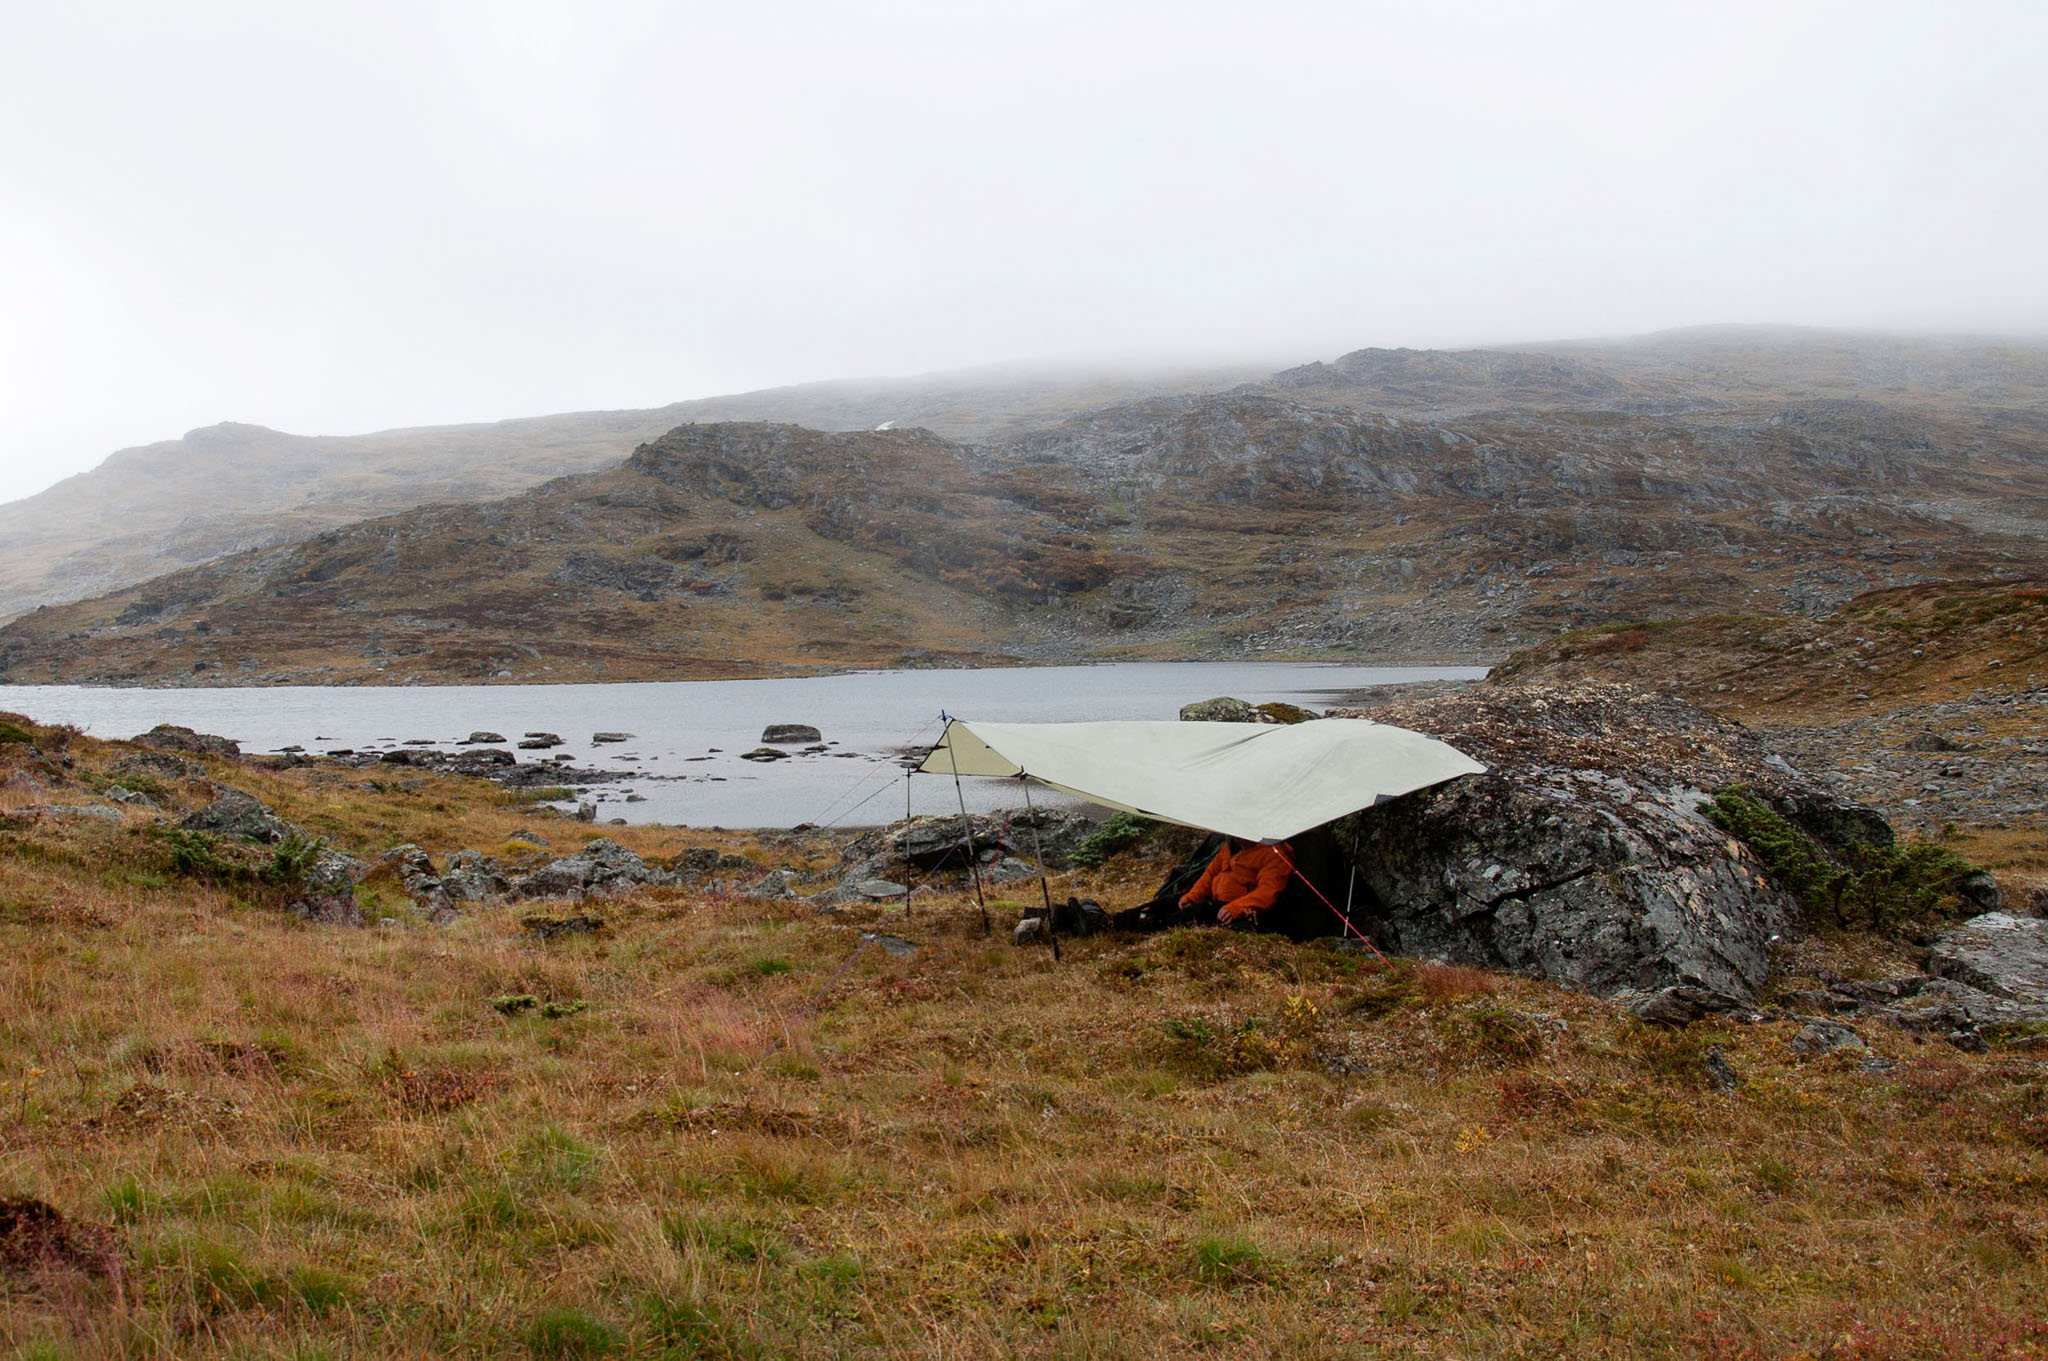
[1492,580,2048,719]
[0,363,1263,623]
[1484,580,2048,842]
[5,360,2048,686]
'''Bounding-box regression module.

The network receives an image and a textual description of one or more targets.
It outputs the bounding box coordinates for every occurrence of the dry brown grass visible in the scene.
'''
[0,722,2045,1356]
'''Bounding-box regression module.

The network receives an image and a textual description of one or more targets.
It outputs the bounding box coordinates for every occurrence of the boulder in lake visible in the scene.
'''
[592,732,634,744]
[739,746,791,762]
[462,731,507,744]
[762,723,823,744]
[518,733,564,750]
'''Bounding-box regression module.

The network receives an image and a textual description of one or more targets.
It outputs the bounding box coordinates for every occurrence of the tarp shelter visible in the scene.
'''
[916,717,1486,843]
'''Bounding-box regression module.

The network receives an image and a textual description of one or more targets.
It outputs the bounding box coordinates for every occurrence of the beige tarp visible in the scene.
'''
[917,717,1485,843]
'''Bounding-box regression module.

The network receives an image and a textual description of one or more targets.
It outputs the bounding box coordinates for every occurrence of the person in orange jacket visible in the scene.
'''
[1179,837,1295,925]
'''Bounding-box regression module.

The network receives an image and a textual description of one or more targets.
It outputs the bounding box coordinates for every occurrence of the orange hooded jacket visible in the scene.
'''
[1179,841,1294,922]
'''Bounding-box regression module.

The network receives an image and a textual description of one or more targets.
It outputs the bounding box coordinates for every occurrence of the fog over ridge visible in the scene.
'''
[2,0,2044,503]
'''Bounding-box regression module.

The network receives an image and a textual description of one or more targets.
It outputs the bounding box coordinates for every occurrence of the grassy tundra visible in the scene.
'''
[0,714,2044,1358]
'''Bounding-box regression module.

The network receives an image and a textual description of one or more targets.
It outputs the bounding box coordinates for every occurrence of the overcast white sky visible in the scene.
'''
[2,1,2044,505]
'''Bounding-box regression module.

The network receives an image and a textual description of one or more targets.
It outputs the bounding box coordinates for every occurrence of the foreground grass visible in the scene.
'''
[0,738,2045,1356]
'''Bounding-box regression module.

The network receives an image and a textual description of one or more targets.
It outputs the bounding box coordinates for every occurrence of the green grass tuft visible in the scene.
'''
[524,1306,618,1359]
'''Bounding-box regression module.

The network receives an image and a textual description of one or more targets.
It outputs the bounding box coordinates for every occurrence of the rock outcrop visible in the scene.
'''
[180,789,297,845]
[507,838,673,900]
[1328,685,1891,1010]
[135,724,239,759]
[1928,913,2048,1007]
[811,808,1095,906]
[290,849,365,926]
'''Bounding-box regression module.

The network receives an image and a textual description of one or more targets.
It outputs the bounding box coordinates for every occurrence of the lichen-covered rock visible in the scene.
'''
[508,837,673,900]
[1179,696,1259,723]
[985,857,1043,885]
[892,814,1001,867]
[440,849,509,903]
[1928,913,2048,1007]
[290,849,365,926]
[180,788,298,844]
[1327,684,1892,1009]
[1789,1019,1866,1057]
[744,869,798,900]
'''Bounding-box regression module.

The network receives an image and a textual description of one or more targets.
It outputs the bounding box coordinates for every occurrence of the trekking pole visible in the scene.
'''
[940,716,990,938]
[1020,775,1061,962]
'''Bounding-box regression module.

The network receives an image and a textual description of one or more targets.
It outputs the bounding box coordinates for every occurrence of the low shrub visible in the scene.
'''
[1460,1006,1545,1062]
[1706,786,1981,933]
[1067,812,1159,867]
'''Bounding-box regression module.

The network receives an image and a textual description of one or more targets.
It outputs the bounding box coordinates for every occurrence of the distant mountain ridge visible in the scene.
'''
[0,361,1266,623]
[5,327,2047,687]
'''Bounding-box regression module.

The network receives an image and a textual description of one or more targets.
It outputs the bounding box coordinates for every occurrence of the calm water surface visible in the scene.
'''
[0,662,1484,828]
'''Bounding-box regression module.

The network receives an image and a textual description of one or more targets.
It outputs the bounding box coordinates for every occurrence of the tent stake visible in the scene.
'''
[942,718,990,938]
[1020,776,1060,962]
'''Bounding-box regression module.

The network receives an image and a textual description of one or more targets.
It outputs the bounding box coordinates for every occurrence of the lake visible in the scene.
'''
[0,662,1485,828]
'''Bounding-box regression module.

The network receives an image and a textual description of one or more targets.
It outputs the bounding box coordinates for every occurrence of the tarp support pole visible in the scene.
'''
[1272,841,1386,966]
[1020,776,1061,962]
[942,718,990,938]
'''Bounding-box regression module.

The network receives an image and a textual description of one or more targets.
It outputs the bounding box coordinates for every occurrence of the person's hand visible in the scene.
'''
[1178,895,1199,911]
[1217,903,1241,924]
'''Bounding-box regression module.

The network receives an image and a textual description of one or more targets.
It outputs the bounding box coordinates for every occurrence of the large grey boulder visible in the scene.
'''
[1328,684,1890,1010]
[1928,913,2048,1007]
[1341,768,1800,1007]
